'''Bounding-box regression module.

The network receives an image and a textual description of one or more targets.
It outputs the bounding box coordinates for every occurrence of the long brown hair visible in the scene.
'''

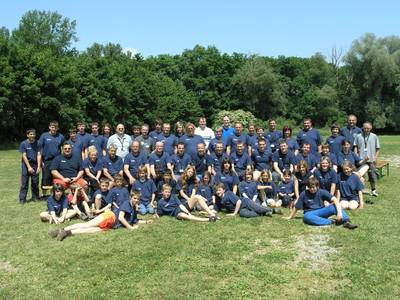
[182,165,198,191]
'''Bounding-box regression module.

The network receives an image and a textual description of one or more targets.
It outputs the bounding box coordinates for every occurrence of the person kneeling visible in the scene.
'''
[286,178,358,229]
[49,191,151,241]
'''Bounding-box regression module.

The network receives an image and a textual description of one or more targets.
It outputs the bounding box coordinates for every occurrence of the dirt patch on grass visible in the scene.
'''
[294,232,336,271]
[0,261,18,272]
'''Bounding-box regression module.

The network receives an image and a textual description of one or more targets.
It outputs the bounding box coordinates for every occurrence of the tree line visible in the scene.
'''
[1,10,399,141]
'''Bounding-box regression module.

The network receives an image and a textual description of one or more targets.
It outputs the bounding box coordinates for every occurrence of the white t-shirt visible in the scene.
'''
[195,127,215,148]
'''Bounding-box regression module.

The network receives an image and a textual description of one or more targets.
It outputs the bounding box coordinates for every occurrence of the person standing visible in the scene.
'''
[353,122,380,196]
[341,114,362,147]
[195,117,215,149]
[107,124,132,159]
[38,121,65,194]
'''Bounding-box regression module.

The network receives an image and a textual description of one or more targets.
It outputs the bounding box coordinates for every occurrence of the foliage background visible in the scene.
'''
[1,10,400,141]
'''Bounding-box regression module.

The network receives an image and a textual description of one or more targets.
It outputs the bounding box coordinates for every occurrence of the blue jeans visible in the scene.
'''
[303,204,350,226]
[240,197,272,218]
[139,203,154,215]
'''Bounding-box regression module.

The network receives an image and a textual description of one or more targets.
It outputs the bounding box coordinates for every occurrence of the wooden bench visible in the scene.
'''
[376,160,389,179]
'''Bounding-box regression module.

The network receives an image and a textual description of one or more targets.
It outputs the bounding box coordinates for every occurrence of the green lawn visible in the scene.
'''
[0,136,399,299]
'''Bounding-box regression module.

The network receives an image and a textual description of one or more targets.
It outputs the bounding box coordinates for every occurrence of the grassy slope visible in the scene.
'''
[0,136,399,299]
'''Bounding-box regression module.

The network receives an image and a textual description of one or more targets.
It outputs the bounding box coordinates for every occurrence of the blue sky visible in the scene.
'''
[2,1,399,58]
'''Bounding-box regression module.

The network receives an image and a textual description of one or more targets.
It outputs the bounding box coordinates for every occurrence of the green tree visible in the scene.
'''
[232,56,287,120]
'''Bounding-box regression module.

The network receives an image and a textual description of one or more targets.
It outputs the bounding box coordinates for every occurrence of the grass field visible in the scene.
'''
[0,136,399,299]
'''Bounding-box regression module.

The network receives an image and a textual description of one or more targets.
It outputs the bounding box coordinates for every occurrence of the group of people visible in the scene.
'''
[18,114,381,240]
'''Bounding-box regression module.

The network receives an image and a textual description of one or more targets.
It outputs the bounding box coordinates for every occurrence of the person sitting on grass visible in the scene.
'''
[155,184,217,222]
[313,156,338,196]
[285,178,358,229]
[277,170,295,208]
[104,174,130,211]
[197,171,215,208]
[337,161,365,210]
[131,165,157,215]
[294,160,313,200]
[92,179,110,214]
[258,170,281,213]
[40,184,76,224]
[177,166,219,218]
[49,191,153,241]
[214,183,242,217]
[156,169,177,201]
[239,170,259,203]
[68,183,94,220]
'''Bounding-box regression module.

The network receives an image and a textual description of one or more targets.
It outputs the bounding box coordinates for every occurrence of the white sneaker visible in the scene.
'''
[371,190,378,197]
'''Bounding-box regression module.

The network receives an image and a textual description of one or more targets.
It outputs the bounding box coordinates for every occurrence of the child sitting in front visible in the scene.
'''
[258,170,281,213]
[131,165,157,215]
[156,184,217,222]
[68,183,94,220]
[278,170,295,208]
[40,184,76,224]
[92,179,110,214]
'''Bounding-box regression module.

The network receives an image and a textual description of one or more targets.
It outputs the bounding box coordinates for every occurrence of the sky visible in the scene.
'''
[2,0,400,58]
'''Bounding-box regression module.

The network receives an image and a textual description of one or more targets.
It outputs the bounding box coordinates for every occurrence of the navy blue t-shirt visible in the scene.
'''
[258,181,277,199]
[124,152,148,177]
[272,150,296,172]
[337,151,361,167]
[214,190,240,213]
[209,152,229,174]
[296,128,322,154]
[251,149,272,171]
[230,151,252,172]
[239,181,258,199]
[178,134,205,159]
[47,195,69,215]
[50,154,82,178]
[102,155,124,176]
[156,179,177,200]
[38,132,65,161]
[19,139,41,164]
[105,187,130,208]
[340,126,362,146]
[149,130,164,143]
[92,189,109,204]
[314,169,338,192]
[114,200,138,228]
[131,178,157,205]
[226,133,249,152]
[278,180,295,195]
[149,151,170,173]
[213,171,240,192]
[157,195,182,217]
[326,135,345,155]
[159,134,178,156]
[198,183,214,206]
[338,173,364,201]
[295,189,333,211]
[87,134,106,158]
[265,130,283,152]
[177,178,197,198]
[191,154,212,176]
[82,157,103,176]
[168,153,192,175]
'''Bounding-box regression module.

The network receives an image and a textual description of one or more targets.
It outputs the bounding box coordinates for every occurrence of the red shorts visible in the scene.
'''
[99,211,116,230]
[53,178,88,190]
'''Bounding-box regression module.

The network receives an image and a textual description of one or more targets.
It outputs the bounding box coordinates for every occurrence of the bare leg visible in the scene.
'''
[187,195,216,216]
[65,209,78,220]
[64,214,105,231]
[177,212,210,222]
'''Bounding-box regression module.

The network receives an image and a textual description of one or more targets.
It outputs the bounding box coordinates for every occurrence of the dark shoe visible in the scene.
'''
[208,216,217,222]
[56,229,71,241]
[343,221,358,230]
[87,212,94,220]
[79,213,88,221]
[48,228,62,238]
[19,200,26,205]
